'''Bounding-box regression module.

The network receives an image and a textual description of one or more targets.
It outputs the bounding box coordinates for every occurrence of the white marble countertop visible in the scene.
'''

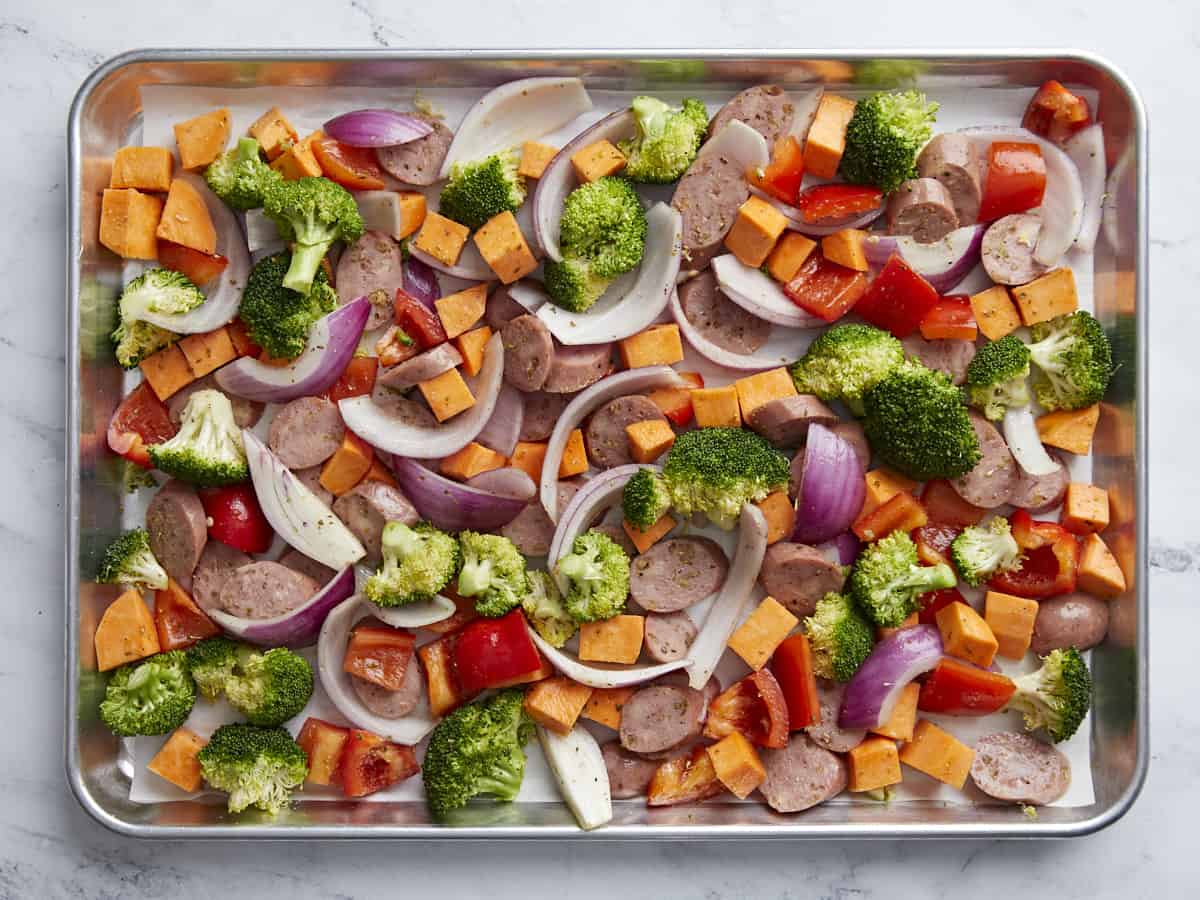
[7,0,1189,895]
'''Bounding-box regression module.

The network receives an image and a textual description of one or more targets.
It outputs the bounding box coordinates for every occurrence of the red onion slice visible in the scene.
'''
[711,254,827,329]
[323,109,434,148]
[754,191,884,237]
[1002,406,1061,477]
[207,566,355,648]
[791,423,867,544]
[402,254,442,309]
[390,456,526,532]
[1064,123,1105,254]
[861,225,985,294]
[839,625,943,729]
[466,467,536,502]
[407,242,496,282]
[475,383,524,457]
[816,532,861,567]
[214,296,370,403]
[670,288,814,372]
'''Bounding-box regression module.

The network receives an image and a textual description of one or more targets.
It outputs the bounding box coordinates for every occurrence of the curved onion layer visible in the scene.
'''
[408,241,495,282]
[243,430,366,570]
[540,367,688,522]
[839,625,943,729]
[536,724,612,831]
[208,566,354,648]
[791,423,866,543]
[816,532,861,567]
[138,173,250,334]
[391,455,526,531]
[698,118,770,171]
[787,88,824,144]
[507,280,550,314]
[686,503,769,689]
[861,225,986,294]
[527,622,689,689]
[323,109,433,148]
[475,383,524,457]
[215,296,370,403]
[317,597,439,744]
[1064,123,1106,253]
[363,594,457,629]
[756,191,884,238]
[243,208,284,255]
[339,332,504,458]
[537,203,683,345]
[441,76,593,179]
[548,464,648,573]
[711,254,826,329]
[466,467,536,502]
[531,109,636,262]
[958,126,1083,267]
[1002,406,1062,477]
[402,254,441,309]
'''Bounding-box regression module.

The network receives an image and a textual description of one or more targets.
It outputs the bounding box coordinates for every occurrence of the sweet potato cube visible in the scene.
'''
[734,367,798,418]
[139,343,195,401]
[571,139,626,183]
[821,228,869,272]
[578,615,644,665]
[1037,405,1099,455]
[755,491,796,545]
[936,601,999,668]
[898,719,974,789]
[99,188,163,260]
[728,596,800,671]
[623,514,676,553]
[95,589,161,671]
[435,283,489,339]
[249,106,298,160]
[847,736,902,792]
[412,211,469,267]
[418,367,475,422]
[724,196,788,268]
[803,95,856,179]
[766,232,817,283]
[558,429,589,477]
[396,192,428,239]
[173,108,231,170]
[1062,483,1110,534]
[453,326,493,377]
[363,457,398,487]
[1077,533,1127,597]
[983,590,1039,660]
[619,324,685,369]
[111,146,174,192]
[969,285,1022,341]
[155,178,217,254]
[519,141,559,179]
[582,686,636,730]
[474,211,538,284]
[439,441,507,481]
[872,683,920,742]
[707,731,767,799]
[320,432,375,496]
[147,727,208,792]
[523,676,594,734]
[177,328,237,379]
[625,419,676,464]
[690,385,742,428]
[510,440,547,482]
[861,467,918,518]
[1012,267,1078,325]
[270,132,323,180]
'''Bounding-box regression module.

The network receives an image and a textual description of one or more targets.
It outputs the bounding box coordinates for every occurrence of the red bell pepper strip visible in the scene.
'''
[702,669,790,749]
[747,136,805,205]
[296,717,351,786]
[979,142,1047,222]
[157,240,229,286]
[312,136,387,191]
[989,510,1080,598]
[794,183,883,224]
[107,382,178,469]
[913,523,959,568]
[393,289,447,349]
[451,609,543,697]
[853,491,928,542]
[338,729,420,798]
[771,634,821,730]
[852,254,940,338]
[198,484,275,554]
[919,295,978,342]
[343,618,416,691]
[1022,80,1092,145]
[325,356,378,404]
[918,657,1016,716]
[153,579,220,651]
[783,252,868,323]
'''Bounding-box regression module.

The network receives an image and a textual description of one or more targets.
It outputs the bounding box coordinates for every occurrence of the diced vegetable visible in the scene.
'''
[782,252,868,323]
[139,343,195,401]
[920,479,986,527]
[913,523,959,567]
[853,254,939,339]
[918,658,1015,716]
[509,441,547,482]
[871,682,919,742]
[847,736,902,792]
[747,135,805,205]
[733,368,798,419]
[339,729,420,798]
[861,467,918,518]
[343,618,415,691]
[935,601,999,669]
[519,141,558,179]
[703,669,789,749]
[625,419,676,464]
[978,141,1046,222]
[158,241,229,288]
[412,212,470,267]
[453,609,543,696]
[197,484,274,554]
[177,328,237,379]
[1023,80,1093,144]
[100,188,164,260]
[647,372,704,426]
[968,285,1023,341]
[619,324,685,370]
[249,106,297,160]
[754,491,796,545]
[311,136,387,190]
[439,441,507,481]
[155,178,218,254]
[991,510,1080,598]
[454,326,494,377]
[983,590,1040,660]
[270,132,323,180]
[173,108,231,170]
[324,357,378,404]
[706,731,767,800]
[394,290,448,350]
[111,146,174,192]
[474,211,539,284]
[771,633,821,730]
[154,579,220,651]
[571,139,627,183]
[1062,483,1110,534]
[690,385,742,428]
[1012,268,1078,326]
[765,231,817,283]
[803,94,857,179]
[558,428,589,477]
[897,719,974,789]
[418,634,469,717]
[919,295,978,342]
[95,589,161,672]
[296,717,351,786]
[147,727,207,792]
[434,283,488,339]
[418,367,476,422]
[724,196,789,268]
[581,686,636,730]
[1077,533,1127,597]
[820,228,869,272]
[622,514,676,553]
[319,432,375,496]
[917,588,966,627]
[523,677,595,734]
[1036,404,1100,455]
[852,490,927,542]
[578,615,645,665]
[727,596,799,671]
[647,745,724,807]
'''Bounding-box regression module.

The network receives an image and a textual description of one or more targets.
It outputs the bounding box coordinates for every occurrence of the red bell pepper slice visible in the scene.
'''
[325,356,378,404]
[979,142,1047,222]
[452,609,542,697]
[1022,80,1092,145]
[198,484,274,553]
[853,491,928,543]
[343,618,416,691]
[920,479,987,527]
[339,729,420,798]
[153,579,220,651]
[917,588,967,626]
[918,657,1016,715]
[990,510,1079,598]
[648,372,704,427]
[647,746,724,807]
[919,295,978,342]
[311,136,387,191]
[157,240,229,286]
[794,183,883,224]
[771,634,821,730]
[913,523,959,568]
[225,318,261,358]
[702,669,790,749]
[393,289,447,350]
[107,382,177,469]
[852,254,940,338]
[783,252,868,322]
[296,717,351,786]
[747,136,805,205]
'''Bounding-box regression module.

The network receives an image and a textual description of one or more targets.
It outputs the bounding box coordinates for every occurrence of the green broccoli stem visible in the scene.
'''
[894,561,956,596]
[236,137,262,164]
[283,241,333,295]
[458,558,494,596]
[474,762,526,802]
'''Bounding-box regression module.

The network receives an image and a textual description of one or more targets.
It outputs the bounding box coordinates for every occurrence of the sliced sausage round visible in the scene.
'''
[619,685,705,755]
[901,335,976,386]
[377,343,464,393]
[374,115,453,186]
[808,678,867,752]
[643,611,698,663]
[601,741,660,799]
[917,133,984,226]
[332,481,419,561]
[886,178,959,243]
[218,561,318,619]
[654,671,721,723]
[541,342,613,394]
[952,412,1018,509]
[747,395,839,448]
[499,481,580,556]
[1009,453,1070,513]
[677,270,772,354]
[829,421,870,471]
[291,465,333,507]
[277,548,336,588]
[982,213,1051,286]
[350,661,423,719]
[335,231,405,330]
[758,734,848,813]
[145,480,208,584]
[268,396,345,469]
[970,732,1071,805]
[501,314,554,392]
[584,395,668,470]
[672,152,749,270]
[485,282,533,330]
[169,375,263,429]
[190,541,252,613]
[630,537,730,612]
[519,391,572,441]
[1031,593,1110,656]
[759,543,845,618]
[707,85,794,147]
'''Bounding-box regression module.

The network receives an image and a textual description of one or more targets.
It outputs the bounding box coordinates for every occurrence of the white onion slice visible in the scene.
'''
[787,87,824,144]
[475,383,524,457]
[527,622,689,689]
[861,225,985,294]
[537,203,683,345]
[408,242,495,282]
[243,208,283,255]
[507,280,550,314]
[698,119,770,171]
[339,332,504,459]
[536,725,612,831]
[440,76,593,179]
[363,594,456,629]
[1002,406,1061,477]
[670,288,814,372]
[548,464,648,574]
[1064,123,1106,253]
[711,254,826,329]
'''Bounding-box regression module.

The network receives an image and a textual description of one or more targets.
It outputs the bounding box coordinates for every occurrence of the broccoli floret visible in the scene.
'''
[789,323,905,414]
[186,636,241,700]
[364,521,461,607]
[197,723,308,815]
[456,531,527,618]
[965,335,1033,421]
[805,593,874,682]
[96,528,168,591]
[224,646,314,727]
[262,176,364,295]
[545,177,647,313]
[205,137,282,211]
[661,427,790,530]
[422,689,534,818]
[521,569,577,648]
[839,90,939,194]
[848,531,957,627]
[109,268,205,369]
[555,530,631,624]
[112,319,180,369]
[99,651,196,737]
[950,517,1023,587]
[619,95,709,183]
[622,467,671,531]
[862,362,981,481]
[238,251,338,359]
[1006,648,1093,743]
[1026,311,1114,412]
[147,389,248,486]
[437,150,527,230]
